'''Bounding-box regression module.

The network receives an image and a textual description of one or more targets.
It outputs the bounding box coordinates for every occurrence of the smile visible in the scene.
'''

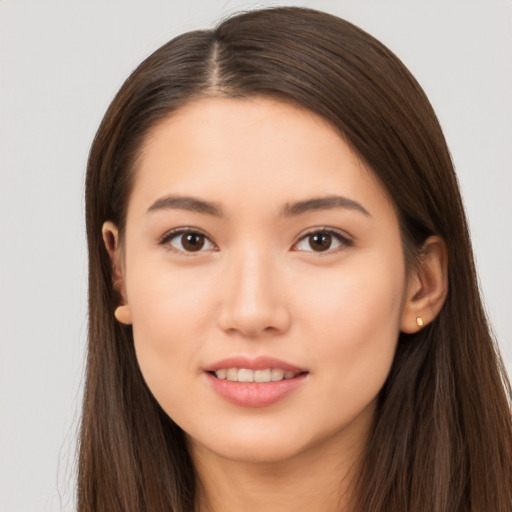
[213,368,301,383]
[205,357,308,407]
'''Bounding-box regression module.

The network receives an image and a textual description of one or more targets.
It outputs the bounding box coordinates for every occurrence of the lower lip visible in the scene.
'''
[206,372,307,408]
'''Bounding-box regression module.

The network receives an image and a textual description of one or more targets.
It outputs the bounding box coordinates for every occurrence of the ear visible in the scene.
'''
[102,221,132,325]
[401,235,448,333]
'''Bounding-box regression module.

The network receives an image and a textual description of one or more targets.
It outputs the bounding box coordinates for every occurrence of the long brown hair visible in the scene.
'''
[80,7,512,511]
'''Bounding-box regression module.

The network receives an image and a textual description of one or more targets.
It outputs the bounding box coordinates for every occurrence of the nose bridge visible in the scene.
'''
[217,240,290,336]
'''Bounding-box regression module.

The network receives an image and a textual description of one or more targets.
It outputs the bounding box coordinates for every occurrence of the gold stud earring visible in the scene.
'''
[114,304,132,325]
[416,317,424,327]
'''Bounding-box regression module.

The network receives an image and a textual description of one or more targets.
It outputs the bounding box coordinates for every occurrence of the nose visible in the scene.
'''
[216,247,292,338]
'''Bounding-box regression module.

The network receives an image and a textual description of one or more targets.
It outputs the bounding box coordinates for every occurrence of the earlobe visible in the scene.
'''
[102,221,132,325]
[401,236,448,334]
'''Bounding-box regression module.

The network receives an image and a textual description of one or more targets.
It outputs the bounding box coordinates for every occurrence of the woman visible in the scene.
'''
[79,6,512,511]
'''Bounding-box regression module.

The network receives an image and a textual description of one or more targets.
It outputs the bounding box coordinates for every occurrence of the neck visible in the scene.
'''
[190,431,365,512]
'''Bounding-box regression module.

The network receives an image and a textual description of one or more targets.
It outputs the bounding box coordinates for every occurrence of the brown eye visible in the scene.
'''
[163,230,215,253]
[181,233,205,251]
[308,233,333,251]
[293,229,352,253]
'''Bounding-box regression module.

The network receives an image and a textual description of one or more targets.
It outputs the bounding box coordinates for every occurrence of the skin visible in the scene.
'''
[103,97,447,512]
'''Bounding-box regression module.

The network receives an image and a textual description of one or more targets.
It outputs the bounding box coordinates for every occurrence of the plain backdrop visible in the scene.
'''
[1,1,511,510]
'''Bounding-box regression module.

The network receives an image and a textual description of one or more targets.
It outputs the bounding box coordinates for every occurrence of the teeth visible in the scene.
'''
[215,369,227,380]
[213,368,300,383]
[238,369,254,382]
[255,369,271,382]
[271,368,284,381]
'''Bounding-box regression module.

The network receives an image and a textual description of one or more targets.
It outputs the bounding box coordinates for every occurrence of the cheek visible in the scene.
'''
[127,261,217,396]
[129,258,216,335]
[298,255,404,330]
[295,256,405,400]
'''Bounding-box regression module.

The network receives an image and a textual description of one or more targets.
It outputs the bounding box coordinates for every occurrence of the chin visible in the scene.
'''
[186,419,333,466]
[202,438,307,465]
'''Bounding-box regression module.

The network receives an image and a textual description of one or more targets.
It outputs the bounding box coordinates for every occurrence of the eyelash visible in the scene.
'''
[292,228,353,254]
[159,228,217,255]
[159,227,353,255]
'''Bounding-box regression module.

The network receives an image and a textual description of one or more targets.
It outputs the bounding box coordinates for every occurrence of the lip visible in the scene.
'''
[204,355,308,408]
[204,355,306,373]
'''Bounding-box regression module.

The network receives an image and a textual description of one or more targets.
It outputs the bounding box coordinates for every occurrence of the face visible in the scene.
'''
[110,97,411,465]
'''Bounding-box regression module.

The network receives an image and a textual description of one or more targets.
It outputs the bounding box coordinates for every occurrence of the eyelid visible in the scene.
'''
[159,227,217,254]
[158,226,353,255]
[292,227,354,254]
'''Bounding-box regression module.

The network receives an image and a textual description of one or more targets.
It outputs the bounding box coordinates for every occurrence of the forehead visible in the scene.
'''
[129,96,395,222]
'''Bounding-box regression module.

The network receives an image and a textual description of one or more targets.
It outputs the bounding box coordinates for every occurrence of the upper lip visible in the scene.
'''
[204,355,306,373]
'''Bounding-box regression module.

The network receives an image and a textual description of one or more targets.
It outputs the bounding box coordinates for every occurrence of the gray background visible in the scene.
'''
[1,1,511,510]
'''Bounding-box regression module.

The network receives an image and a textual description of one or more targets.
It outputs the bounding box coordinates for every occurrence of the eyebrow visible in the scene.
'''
[281,196,370,217]
[147,194,370,218]
[147,196,223,216]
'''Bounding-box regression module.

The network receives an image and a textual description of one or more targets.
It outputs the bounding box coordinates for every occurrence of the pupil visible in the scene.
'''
[310,233,331,251]
[183,233,205,251]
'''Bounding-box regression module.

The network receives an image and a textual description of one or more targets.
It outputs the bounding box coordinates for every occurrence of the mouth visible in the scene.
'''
[204,357,308,407]
[210,368,305,383]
